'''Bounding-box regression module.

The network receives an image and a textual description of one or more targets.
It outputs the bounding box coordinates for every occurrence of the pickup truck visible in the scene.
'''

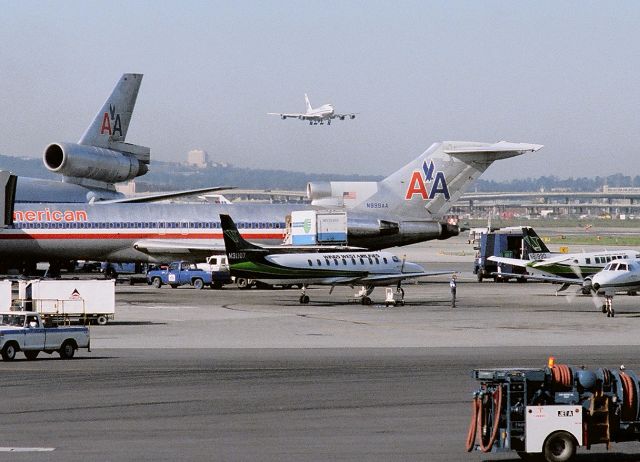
[147,261,216,289]
[0,312,90,361]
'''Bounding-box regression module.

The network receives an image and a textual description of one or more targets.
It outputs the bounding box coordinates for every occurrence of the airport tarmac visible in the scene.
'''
[4,235,640,461]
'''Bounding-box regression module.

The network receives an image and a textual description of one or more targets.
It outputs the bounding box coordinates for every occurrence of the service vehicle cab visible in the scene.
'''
[0,312,90,361]
[147,261,215,289]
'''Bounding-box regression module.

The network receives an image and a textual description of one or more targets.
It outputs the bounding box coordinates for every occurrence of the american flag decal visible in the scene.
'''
[343,191,356,199]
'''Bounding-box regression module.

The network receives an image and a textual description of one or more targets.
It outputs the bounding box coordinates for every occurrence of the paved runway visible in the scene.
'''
[4,236,640,461]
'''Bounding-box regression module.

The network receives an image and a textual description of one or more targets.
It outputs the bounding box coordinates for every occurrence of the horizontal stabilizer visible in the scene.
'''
[444,141,543,160]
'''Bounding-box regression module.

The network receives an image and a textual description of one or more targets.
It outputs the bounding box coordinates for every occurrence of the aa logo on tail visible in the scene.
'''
[404,160,450,200]
[100,104,123,137]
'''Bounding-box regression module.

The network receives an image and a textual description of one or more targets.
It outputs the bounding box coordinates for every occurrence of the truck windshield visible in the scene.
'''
[0,315,25,327]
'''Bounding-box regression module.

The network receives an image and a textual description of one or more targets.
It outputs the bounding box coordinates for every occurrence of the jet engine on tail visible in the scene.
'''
[44,142,148,184]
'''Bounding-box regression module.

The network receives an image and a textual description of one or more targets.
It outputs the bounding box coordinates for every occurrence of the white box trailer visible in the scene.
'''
[18,279,115,325]
[0,280,11,311]
[290,210,348,245]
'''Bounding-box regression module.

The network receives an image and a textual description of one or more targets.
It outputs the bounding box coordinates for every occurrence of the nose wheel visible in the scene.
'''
[299,285,310,304]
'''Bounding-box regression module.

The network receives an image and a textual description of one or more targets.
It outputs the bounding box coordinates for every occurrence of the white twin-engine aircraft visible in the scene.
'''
[268,93,356,125]
[220,214,452,305]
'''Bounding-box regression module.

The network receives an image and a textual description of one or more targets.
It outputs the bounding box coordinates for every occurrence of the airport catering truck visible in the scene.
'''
[0,311,90,361]
[147,261,230,289]
[473,226,551,282]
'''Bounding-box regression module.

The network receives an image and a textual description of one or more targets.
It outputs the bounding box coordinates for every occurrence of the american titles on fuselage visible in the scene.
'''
[13,209,88,223]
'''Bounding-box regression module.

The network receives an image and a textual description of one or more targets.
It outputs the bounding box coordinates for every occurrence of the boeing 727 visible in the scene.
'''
[268,94,356,125]
[0,140,541,273]
[220,214,451,305]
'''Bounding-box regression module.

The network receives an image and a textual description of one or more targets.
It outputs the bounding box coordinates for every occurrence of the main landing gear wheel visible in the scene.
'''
[361,296,372,305]
[299,295,310,304]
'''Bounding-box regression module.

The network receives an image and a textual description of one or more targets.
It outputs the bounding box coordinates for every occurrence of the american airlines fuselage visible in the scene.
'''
[0,202,447,264]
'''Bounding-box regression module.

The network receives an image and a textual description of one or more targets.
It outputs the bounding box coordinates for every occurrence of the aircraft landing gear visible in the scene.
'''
[327,119,331,125]
[355,285,375,305]
[299,285,310,304]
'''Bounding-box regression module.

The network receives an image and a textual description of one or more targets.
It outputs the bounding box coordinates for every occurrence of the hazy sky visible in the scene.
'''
[1,1,639,180]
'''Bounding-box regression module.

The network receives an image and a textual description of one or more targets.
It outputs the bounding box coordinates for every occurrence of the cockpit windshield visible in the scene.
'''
[606,262,629,271]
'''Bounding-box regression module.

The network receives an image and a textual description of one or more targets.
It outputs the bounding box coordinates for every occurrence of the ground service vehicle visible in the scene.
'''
[474,226,550,282]
[196,256,232,289]
[466,358,640,462]
[0,312,90,361]
[147,261,216,289]
[17,279,115,325]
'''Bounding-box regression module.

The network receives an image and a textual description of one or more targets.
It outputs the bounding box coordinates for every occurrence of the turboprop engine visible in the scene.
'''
[44,142,148,184]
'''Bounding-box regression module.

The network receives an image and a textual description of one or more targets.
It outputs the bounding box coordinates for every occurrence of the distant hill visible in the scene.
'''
[2,153,637,192]
[0,154,382,191]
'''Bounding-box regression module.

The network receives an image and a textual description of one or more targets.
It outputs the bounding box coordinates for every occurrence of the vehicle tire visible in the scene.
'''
[170,284,178,289]
[152,277,162,288]
[212,281,223,290]
[477,273,483,282]
[1,342,18,361]
[24,350,39,361]
[236,278,249,289]
[59,340,76,359]
[193,278,204,290]
[96,315,108,326]
[602,304,607,313]
[543,431,577,462]
[299,295,310,304]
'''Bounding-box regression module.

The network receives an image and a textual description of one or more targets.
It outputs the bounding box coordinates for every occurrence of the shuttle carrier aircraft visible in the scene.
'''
[0,141,541,269]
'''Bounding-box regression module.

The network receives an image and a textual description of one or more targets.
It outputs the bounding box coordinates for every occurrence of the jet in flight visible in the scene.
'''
[268,94,356,125]
[220,214,451,305]
[0,140,541,274]
[14,74,150,203]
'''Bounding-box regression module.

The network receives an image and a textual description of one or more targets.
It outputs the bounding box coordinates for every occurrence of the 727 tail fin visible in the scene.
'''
[79,73,143,148]
[352,141,543,219]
